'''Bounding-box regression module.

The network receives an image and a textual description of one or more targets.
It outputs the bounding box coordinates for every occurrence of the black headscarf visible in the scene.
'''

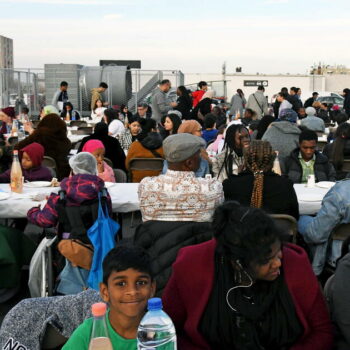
[200,251,302,350]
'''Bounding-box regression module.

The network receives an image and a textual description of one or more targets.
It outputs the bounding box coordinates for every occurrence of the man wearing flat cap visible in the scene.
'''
[138,133,223,222]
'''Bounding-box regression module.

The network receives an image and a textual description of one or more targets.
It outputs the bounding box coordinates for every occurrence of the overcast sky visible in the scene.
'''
[0,0,349,74]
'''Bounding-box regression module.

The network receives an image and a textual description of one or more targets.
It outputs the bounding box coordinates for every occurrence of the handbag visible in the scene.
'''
[87,193,120,290]
[57,239,93,270]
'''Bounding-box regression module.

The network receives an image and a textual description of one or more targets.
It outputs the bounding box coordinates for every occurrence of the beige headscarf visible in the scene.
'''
[178,120,202,134]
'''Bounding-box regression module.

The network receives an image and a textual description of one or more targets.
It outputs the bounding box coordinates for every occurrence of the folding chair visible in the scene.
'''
[70,120,87,127]
[77,127,93,135]
[270,214,297,243]
[128,158,164,182]
[113,168,127,183]
[42,156,57,178]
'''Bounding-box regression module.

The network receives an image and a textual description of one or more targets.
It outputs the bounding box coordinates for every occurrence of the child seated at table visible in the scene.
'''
[82,140,115,183]
[62,246,156,349]
[0,142,52,183]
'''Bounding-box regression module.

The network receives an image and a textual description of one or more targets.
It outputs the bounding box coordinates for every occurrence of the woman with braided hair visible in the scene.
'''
[223,140,299,219]
[212,124,250,182]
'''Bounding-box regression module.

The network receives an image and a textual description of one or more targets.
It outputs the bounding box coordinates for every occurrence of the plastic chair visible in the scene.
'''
[104,157,113,168]
[270,214,297,243]
[113,168,127,183]
[77,126,93,134]
[128,158,164,182]
[70,120,87,127]
[42,156,57,178]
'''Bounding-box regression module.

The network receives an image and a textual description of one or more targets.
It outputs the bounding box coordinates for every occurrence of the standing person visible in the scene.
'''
[175,85,192,119]
[343,88,350,117]
[60,102,80,121]
[273,87,288,119]
[151,80,177,124]
[229,89,246,118]
[51,81,69,112]
[276,91,292,117]
[192,81,208,108]
[246,86,268,119]
[90,82,108,111]
[287,87,302,112]
[304,92,319,108]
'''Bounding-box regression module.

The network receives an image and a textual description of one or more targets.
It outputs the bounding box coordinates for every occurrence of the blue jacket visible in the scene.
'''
[298,179,350,275]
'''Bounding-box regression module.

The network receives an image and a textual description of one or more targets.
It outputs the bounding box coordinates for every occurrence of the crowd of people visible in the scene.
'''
[1,79,350,349]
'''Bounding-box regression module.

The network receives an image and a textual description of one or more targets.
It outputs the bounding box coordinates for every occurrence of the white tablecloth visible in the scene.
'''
[68,134,89,144]
[293,183,332,215]
[0,183,140,218]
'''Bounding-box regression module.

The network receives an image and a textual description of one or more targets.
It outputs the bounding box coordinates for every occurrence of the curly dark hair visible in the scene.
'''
[213,201,284,270]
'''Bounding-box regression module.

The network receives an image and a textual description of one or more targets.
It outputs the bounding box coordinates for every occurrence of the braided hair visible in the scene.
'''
[219,124,250,178]
[244,140,275,208]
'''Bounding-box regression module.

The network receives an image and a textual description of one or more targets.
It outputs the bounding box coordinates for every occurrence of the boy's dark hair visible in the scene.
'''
[281,87,288,94]
[99,82,108,89]
[160,79,170,85]
[102,246,153,284]
[257,85,265,91]
[312,92,319,97]
[198,81,207,89]
[21,107,29,114]
[278,91,288,99]
[299,129,317,143]
[204,113,216,129]
[290,86,297,93]
[60,81,68,87]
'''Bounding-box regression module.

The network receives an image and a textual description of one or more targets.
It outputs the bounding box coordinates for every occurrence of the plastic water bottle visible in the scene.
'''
[137,298,177,349]
[88,302,113,350]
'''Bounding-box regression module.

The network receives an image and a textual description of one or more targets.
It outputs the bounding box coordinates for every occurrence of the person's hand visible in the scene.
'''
[170,102,178,108]
[97,161,104,174]
[24,121,34,134]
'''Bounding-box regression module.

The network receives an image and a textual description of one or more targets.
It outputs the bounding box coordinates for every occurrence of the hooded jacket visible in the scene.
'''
[281,148,336,184]
[162,240,333,350]
[125,132,164,183]
[262,121,301,158]
[0,142,52,183]
[27,174,110,228]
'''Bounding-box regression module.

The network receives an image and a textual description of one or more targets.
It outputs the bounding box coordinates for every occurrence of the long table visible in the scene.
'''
[0,182,332,219]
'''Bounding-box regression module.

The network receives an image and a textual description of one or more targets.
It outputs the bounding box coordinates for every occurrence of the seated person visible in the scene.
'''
[317,102,331,123]
[0,142,52,182]
[201,114,218,144]
[0,107,16,134]
[159,113,182,140]
[82,140,115,183]
[60,102,80,121]
[62,246,155,349]
[126,119,164,183]
[103,108,125,138]
[119,116,141,151]
[162,202,333,349]
[298,179,350,276]
[223,140,299,219]
[241,108,257,127]
[327,237,350,349]
[138,133,224,222]
[300,107,325,132]
[281,129,336,184]
[78,122,126,172]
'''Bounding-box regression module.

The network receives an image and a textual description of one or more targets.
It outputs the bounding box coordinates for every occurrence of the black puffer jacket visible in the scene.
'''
[280,148,336,184]
[134,221,213,296]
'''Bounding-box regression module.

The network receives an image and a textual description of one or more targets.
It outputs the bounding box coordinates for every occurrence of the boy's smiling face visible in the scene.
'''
[100,268,155,319]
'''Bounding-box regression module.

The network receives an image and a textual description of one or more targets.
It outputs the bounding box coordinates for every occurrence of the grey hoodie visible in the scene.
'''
[262,121,301,158]
[0,289,100,350]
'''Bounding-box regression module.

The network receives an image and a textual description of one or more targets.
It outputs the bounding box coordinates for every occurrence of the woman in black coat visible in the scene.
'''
[223,140,299,219]
[175,86,192,119]
[78,122,126,172]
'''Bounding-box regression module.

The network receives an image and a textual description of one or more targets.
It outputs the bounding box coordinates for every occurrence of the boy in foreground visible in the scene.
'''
[62,246,156,349]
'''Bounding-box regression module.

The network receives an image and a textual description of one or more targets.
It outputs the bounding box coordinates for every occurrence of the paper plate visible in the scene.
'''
[24,181,52,188]
[104,182,115,189]
[0,192,10,200]
[315,181,335,189]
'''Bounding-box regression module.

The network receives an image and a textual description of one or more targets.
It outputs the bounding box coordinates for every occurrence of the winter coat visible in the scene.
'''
[27,174,110,228]
[134,220,213,296]
[0,165,52,183]
[344,94,350,117]
[262,121,301,158]
[281,148,336,184]
[229,93,246,116]
[300,116,325,132]
[151,88,172,123]
[175,95,192,119]
[125,132,164,183]
[287,94,303,112]
[222,171,299,219]
[246,91,268,119]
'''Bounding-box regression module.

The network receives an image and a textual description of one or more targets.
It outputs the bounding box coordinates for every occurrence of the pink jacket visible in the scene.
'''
[98,161,115,183]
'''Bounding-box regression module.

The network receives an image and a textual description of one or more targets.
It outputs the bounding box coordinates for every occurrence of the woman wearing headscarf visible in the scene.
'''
[126,119,164,183]
[82,140,115,183]
[162,120,210,177]
[162,201,333,349]
[223,140,299,219]
[212,124,251,182]
[15,114,71,180]
[78,122,126,172]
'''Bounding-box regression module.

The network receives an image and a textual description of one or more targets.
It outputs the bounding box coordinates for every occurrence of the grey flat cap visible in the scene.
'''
[163,133,206,163]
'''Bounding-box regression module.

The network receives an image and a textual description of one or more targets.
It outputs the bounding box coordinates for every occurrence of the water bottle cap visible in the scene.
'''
[147,298,162,311]
[91,302,107,317]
